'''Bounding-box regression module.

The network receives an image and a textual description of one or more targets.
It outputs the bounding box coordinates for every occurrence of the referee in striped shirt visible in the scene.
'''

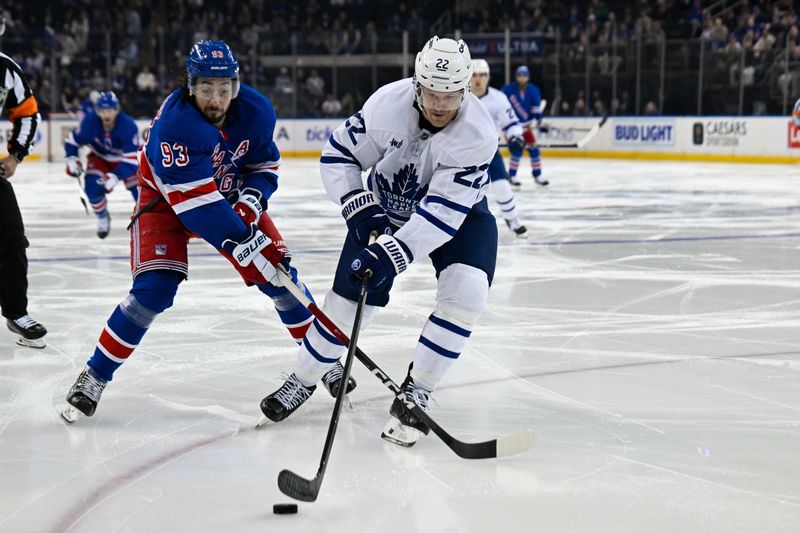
[0,10,47,349]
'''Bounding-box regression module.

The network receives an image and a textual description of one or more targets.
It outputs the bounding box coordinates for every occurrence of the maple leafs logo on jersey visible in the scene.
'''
[374,163,428,215]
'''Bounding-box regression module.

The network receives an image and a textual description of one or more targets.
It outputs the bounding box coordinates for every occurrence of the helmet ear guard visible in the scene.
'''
[413,36,473,112]
[186,40,240,98]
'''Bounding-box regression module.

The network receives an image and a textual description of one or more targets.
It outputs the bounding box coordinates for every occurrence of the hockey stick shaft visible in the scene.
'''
[76,172,90,215]
[500,114,608,149]
[275,268,536,460]
[278,238,374,502]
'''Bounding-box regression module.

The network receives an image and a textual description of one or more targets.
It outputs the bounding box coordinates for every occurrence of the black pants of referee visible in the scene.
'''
[0,177,30,321]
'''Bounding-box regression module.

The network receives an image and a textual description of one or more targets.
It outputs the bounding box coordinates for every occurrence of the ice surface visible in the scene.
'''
[1,158,799,533]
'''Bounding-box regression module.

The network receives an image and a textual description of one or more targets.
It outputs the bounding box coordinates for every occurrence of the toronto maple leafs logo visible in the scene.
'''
[374,164,428,215]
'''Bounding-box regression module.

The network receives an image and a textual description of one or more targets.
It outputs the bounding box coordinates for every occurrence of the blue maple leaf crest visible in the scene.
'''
[374,164,428,214]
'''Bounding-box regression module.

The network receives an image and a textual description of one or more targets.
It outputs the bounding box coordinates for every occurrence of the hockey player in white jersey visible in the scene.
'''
[260,36,499,447]
[471,59,528,238]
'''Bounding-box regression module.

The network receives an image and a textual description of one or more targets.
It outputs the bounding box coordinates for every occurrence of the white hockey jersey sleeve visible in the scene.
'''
[320,109,385,203]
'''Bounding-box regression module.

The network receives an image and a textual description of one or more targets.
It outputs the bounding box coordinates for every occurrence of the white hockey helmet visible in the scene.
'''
[414,36,473,111]
[472,59,490,76]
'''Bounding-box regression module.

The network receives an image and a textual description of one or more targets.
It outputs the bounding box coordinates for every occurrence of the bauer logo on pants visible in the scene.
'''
[155,244,167,256]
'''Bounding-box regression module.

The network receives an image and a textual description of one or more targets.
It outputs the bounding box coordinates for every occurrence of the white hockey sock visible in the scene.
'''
[411,312,472,391]
[491,178,519,224]
[293,291,378,386]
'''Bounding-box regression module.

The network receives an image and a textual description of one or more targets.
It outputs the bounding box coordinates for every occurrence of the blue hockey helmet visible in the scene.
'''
[186,40,240,98]
[96,91,120,110]
[515,65,530,78]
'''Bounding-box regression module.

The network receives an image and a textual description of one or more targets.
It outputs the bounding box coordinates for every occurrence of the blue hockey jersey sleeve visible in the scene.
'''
[64,114,95,159]
[114,114,141,178]
[235,92,281,202]
[239,140,280,202]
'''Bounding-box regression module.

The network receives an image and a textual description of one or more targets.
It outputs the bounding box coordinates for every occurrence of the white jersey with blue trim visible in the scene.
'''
[320,78,497,261]
[479,87,523,141]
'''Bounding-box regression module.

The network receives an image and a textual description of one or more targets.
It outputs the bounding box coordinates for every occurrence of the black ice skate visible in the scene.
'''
[97,214,111,239]
[321,361,357,398]
[381,366,432,447]
[6,315,47,349]
[60,366,108,423]
[505,219,528,239]
[260,373,316,423]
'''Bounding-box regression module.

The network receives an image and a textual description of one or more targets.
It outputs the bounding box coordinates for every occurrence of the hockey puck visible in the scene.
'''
[273,503,298,515]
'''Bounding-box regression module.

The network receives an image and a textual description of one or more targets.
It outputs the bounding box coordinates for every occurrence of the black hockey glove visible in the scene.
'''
[341,189,393,246]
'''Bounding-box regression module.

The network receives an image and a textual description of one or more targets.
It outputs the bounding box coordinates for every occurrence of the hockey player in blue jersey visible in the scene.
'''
[61,40,353,423]
[501,65,548,186]
[64,91,140,238]
[260,37,499,448]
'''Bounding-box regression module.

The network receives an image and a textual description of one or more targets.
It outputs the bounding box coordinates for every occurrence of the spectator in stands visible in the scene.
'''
[306,69,325,100]
[275,67,294,95]
[136,66,157,94]
[321,93,342,116]
[643,101,659,115]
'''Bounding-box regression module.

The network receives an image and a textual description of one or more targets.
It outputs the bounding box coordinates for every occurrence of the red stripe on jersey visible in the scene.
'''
[166,181,218,206]
[98,327,135,359]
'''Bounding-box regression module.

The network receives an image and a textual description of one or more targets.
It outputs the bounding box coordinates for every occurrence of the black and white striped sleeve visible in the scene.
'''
[0,53,40,161]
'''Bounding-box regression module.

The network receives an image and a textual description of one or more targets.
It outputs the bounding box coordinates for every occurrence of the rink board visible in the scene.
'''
[5,115,800,164]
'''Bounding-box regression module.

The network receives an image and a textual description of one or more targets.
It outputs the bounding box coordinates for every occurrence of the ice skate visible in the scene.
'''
[260,373,316,423]
[533,174,549,186]
[508,176,522,187]
[6,315,47,349]
[97,214,111,239]
[381,366,432,447]
[61,366,108,423]
[505,219,528,239]
[321,360,357,398]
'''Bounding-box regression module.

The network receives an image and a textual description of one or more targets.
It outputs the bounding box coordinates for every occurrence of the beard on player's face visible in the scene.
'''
[192,79,233,126]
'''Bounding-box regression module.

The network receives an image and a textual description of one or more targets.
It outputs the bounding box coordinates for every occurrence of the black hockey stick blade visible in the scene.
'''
[277,468,321,502]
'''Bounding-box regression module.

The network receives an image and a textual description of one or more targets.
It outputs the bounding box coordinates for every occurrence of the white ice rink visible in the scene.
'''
[1,158,799,533]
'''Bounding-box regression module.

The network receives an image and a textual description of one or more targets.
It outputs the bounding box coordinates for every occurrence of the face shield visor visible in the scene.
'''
[417,85,465,112]
[192,79,235,101]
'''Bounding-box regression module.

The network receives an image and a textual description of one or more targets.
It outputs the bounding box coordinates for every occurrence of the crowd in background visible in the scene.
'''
[3,0,800,119]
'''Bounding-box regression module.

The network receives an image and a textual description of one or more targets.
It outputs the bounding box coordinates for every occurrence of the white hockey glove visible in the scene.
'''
[65,156,84,178]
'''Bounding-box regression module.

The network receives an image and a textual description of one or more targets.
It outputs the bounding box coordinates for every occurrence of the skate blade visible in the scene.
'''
[60,405,82,424]
[14,336,46,349]
[254,415,272,429]
[380,418,421,448]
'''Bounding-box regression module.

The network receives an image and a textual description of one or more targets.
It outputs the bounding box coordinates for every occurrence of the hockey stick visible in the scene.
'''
[272,267,537,460]
[277,259,373,502]
[75,171,90,215]
[502,114,608,149]
[126,196,161,230]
